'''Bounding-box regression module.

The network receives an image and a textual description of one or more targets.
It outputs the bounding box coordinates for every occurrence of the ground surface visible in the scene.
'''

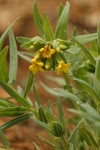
[0,0,100,149]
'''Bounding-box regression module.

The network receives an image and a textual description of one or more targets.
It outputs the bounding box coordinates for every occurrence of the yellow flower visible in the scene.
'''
[39,45,55,59]
[29,59,44,74]
[56,61,71,75]
[34,52,40,60]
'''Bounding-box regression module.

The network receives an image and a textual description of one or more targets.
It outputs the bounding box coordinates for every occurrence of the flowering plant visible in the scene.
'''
[0,1,100,150]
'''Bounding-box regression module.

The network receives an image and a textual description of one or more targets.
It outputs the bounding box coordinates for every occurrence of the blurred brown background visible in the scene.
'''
[0,0,100,35]
[0,0,100,149]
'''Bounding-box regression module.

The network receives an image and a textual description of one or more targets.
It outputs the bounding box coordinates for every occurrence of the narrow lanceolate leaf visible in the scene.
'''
[18,52,32,63]
[74,78,100,106]
[41,83,82,104]
[69,143,74,150]
[57,98,64,123]
[39,106,47,124]
[31,116,50,133]
[55,2,70,40]
[16,36,31,44]
[37,135,58,148]
[57,98,66,132]
[79,128,98,147]
[9,29,18,84]
[0,106,27,117]
[0,129,10,149]
[0,114,31,131]
[33,1,44,36]
[67,119,84,143]
[79,103,100,121]
[0,98,15,107]
[0,81,31,108]
[97,20,100,54]
[66,32,96,67]
[0,17,19,51]
[72,26,78,37]
[43,13,54,41]
[0,46,9,82]
[75,33,97,44]
[95,55,100,81]
[58,3,64,19]
[24,72,34,98]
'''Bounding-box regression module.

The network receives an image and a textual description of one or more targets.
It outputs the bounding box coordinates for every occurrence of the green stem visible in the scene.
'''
[63,72,72,93]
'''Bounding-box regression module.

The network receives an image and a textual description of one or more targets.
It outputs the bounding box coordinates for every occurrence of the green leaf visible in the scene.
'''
[31,116,50,132]
[93,77,100,97]
[41,83,82,104]
[0,98,15,107]
[33,84,41,106]
[68,108,100,122]
[67,32,96,67]
[24,72,34,98]
[75,33,97,44]
[74,78,100,106]
[0,17,19,51]
[8,29,18,84]
[97,20,100,54]
[0,81,31,108]
[0,46,9,82]
[0,129,10,149]
[33,1,44,36]
[0,114,31,131]
[69,143,74,150]
[18,52,32,62]
[0,107,27,117]
[66,46,81,54]
[67,119,84,143]
[57,98,66,133]
[59,52,67,63]
[79,103,100,121]
[43,13,54,41]
[72,26,78,37]
[16,36,31,44]
[39,106,47,124]
[58,3,64,19]
[57,98,64,123]
[0,98,16,107]
[55,2,70,40]
[95,55,100,81]
[79,128,98,147]
[37,135,58,148]
[18,51,35,57]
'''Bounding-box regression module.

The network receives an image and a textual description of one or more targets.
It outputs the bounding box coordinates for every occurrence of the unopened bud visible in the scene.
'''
[59,45,68,50]
[49,121,65,137]
[29,45,34,50]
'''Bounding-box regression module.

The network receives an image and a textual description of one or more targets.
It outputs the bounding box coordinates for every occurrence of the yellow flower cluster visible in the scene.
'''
[29,45,71,74]
[39,45,55,59]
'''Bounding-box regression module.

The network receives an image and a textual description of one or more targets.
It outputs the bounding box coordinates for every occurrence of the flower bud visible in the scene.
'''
[49,121,65,137]
[59,45,68,50]
[29,45,35,50]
